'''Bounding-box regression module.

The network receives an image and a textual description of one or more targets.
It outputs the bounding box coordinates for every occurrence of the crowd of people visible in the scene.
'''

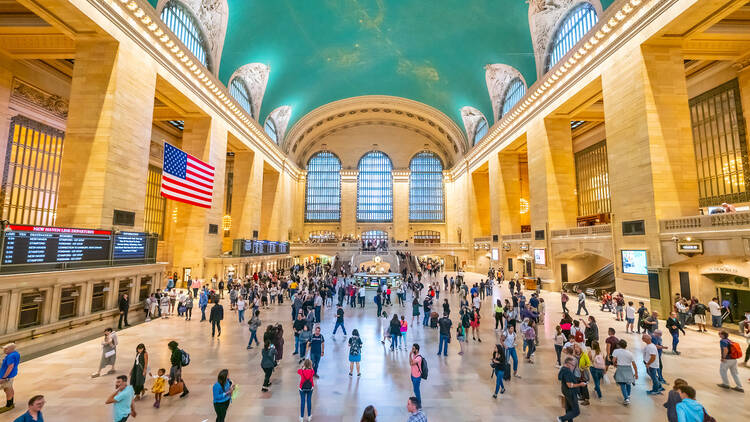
[1,261,749,422]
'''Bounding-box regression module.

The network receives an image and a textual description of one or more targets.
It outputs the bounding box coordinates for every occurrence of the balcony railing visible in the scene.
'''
[551,225,612,238]
[660,212,750,233]
[502,232,532,241]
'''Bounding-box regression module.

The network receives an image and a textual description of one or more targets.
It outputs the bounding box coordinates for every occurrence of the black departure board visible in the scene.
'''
[236,239,289,256]
[113,232,147,259]
[2,225,112,265]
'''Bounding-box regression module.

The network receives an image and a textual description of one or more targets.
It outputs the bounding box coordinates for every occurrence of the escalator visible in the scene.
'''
[562,262,615,296]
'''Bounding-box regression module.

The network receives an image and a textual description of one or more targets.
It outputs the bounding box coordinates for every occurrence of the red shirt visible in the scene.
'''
[298,368,315,389]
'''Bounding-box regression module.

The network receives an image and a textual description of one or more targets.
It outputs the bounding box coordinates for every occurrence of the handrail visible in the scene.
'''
[550,225,612,238]
[660,212,750,233]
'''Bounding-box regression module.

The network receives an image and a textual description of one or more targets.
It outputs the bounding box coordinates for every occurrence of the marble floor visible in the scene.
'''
[3,272,749,422]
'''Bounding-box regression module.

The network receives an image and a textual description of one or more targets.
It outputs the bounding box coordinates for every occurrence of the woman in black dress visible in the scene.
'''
[130,343,148,400]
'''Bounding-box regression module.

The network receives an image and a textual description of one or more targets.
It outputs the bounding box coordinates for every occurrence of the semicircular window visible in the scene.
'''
[473,116,488,145]
[357,151,393,222]
[229,78,253,118]
[160,0,210,70]
[501,78,526,118]
[546,2,598,73]
[409,152,444,222]
[264,118,278,143]
[305,151,341,222]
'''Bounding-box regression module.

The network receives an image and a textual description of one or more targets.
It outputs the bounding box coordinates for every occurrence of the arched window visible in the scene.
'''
[264,118,278,143]
[409,152,444,222]
[546,2,598,73]
[229,78,253,118]
[357,151,393,222]
[305,151,341,221]
[501,78,526,117]
[473,116,489,145]
[160,0,210,70]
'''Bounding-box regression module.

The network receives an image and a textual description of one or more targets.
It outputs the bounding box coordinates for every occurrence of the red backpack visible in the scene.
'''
[574,329,584,343]
[728,341,743,359]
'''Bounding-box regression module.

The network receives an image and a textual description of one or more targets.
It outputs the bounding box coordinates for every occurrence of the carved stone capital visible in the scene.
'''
[11,78,69,119]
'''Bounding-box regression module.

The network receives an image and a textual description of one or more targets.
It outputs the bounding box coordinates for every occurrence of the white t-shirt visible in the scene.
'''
[643,343,659,368]
[625,306,635,319]
[473,296,481,308]
[237,299,245,310]
[708,301,721,316]
[612,348,634,366]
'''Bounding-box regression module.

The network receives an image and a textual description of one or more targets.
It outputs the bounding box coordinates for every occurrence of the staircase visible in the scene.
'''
[562,263,615,296]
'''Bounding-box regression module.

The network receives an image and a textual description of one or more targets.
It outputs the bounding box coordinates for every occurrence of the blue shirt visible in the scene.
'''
[13,411,43,422]
[309,333,324,355]
[212,380,232,403]
[651,335,663,356]
[1,351,20,379]
[112,385,134,421]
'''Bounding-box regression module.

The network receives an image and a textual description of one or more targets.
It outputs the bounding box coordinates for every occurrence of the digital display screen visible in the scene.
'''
[621,250,648,275]
[237,239,289,256]
[491,248,499,261]
[113,232,147,259]
[534,248,546,266]
[2,224,111,265]
[253,240,265,255]
[267,241,278,254]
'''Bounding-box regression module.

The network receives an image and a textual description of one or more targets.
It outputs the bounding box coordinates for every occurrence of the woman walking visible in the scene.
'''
[456,324,466,355]
[130,343,148,400]
[588,340,606,399]
[494,300,504,330]
[348,329,363,376]
[491,344,507,398]
[470,306,482,342]
[184,292,194,321]
[503,326,520,378]
[400,315,408,351]
[261,340,277,392]
[298,359,315,422]
[554,326,566,368]
[212,369,234,422]
[611,339,638,405]
[411,298,420,325]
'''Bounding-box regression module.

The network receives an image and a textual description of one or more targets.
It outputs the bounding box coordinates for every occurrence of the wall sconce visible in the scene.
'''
[222,215,232,231]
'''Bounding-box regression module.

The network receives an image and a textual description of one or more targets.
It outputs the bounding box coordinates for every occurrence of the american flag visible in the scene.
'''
[160,143,215,208]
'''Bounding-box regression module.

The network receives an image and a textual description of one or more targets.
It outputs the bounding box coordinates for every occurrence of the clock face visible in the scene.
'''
[374,256,382,264]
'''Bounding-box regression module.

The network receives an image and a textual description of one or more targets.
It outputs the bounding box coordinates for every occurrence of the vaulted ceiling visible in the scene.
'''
[148,0,616,135]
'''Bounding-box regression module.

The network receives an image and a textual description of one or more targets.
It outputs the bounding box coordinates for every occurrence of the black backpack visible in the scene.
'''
[180,349,190,366]
[418,355,429,380]
[301,373,313,391]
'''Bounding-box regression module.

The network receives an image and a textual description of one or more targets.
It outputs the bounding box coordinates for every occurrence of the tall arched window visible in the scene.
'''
[501,78,526,117]
[546,2,598,72]
[305,152,341,221]
[160,0,210,70]
[474,116,489,145]
[229,78,253,118]
[357,151,393,222]
[409,152,444,222]
[264,118,278,143]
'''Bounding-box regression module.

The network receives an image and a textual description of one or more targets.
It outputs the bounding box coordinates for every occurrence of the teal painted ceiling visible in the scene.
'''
[149,0,616,131]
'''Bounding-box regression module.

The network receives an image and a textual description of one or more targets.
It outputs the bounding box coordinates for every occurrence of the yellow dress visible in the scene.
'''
[151,376,167,394]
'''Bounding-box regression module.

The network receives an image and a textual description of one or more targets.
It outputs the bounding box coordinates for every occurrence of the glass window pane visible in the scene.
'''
[357,151,393,222]
[160,1,209,69]
[546,3,598,72]
[409,152,444,222]
[473,117,488,145]
[305,152,341,221]
[229,78,253,117]
[574,140,611,217]
[501,78,526,117]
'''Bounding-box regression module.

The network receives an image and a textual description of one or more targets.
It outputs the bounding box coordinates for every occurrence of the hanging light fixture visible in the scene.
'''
[222,215,232,231]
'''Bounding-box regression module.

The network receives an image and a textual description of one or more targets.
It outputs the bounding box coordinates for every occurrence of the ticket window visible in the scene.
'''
[117,279,132,303]
[58,287,80,320]
[139,277,152,302]
[91,283,108,313]
[19,292,46,329]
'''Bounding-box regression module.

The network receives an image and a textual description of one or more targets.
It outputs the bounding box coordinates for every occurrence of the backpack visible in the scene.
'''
[728,341,743,359]
[574,329,584,343]
[418,355,429,380]
[300,372,313,391]
[180,349,191,366]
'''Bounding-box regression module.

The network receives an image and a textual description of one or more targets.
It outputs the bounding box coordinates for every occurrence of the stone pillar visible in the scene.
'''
[170,117,227,279]
[602,44,698,313]
[393,171,410,241]
[737,63,750,132]
[0,64,12,185]
[48,285,62,324]
[259,165,280,240]
[231,150,263,239]
[81,281,94,316]
[56,40,156,229]
[340,171,357,238]
[489,152,521,236]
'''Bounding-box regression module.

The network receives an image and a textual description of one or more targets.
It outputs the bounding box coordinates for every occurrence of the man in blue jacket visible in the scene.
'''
[199,290,209,322]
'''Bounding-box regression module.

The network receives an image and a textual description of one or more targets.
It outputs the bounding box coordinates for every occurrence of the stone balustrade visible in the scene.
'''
[660,212,750,233]
[549,224,612,238]
[502,232,533,241]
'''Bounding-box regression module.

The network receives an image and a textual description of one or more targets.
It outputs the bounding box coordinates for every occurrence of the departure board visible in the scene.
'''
[2,225,112,265]
[113,232,147,259]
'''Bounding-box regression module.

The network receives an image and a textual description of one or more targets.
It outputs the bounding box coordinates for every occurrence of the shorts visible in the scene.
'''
[626,317,634,324]
[349,354,361,362]
[695,314,706,324]
[0,377,14,389]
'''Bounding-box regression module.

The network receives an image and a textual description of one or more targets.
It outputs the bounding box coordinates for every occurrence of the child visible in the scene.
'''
[400,315,408,351]
[150,368,169,408]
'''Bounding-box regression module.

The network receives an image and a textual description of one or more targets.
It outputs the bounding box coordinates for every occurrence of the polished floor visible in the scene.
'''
[4,272,749,421]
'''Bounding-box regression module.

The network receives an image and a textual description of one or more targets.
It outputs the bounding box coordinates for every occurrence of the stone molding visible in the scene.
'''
[10,78,69,120]
[459,106,487,144]
[266,105,292,145]
[485,64,527,123]
[229,63,270,120]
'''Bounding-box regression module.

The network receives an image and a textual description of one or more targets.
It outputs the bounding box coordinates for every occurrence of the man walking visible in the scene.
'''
[118,293,130,329]
[642,334,662,395]
[0,343,19,413]
[210,299,224,337]
[708,297,722,328]
[406,396,427,422]
[558,356,585,421]
[575,289,588,316]
[199,289,209,321]
[437,314,452,356]
[309,326,325,378]
[105,375,136,422]
[333,305,347,336]
[717,330,744,392]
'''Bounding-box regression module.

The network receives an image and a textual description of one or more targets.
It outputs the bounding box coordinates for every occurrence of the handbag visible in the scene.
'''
[169,381,184,396]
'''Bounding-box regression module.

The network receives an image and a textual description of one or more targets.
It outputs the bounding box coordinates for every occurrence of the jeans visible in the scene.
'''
[299,389,312,417]
[618,382,632,400]
[184,307,192,320]
[576,301,589,315]
[311,353,321,375]
[423,313,430,326]
[438,334,449,356]
[506,347,519,373]
[214,400,230,422]
[200,305,207,321]
[390,334,400,350]
[671,332,679,353]
[524,339,535,359]
[560,392,580,421]
[711,314,722,327]
[212,320,221,336]
[411,375,422,404]
[294,336,300,354]
[401,332,407,346]
[554,345,563,365]
[719,358,742,387]
[315,306,321,322]
[248,329,259,347]
[494,368,505,394]
[333,321,347,335]
[118,311,129,329]
[647,367,661,392]
[590,367,604,398]
[238,309,245,322]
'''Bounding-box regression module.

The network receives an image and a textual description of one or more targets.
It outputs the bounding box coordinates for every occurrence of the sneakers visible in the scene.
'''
[624,398,631,405]
[717,383,731,389]
[732,386,744,392]
[492,394,497,399]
